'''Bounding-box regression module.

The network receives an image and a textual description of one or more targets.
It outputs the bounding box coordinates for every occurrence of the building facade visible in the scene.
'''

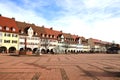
[88,38,108,53]
[0,15,113,54]
[0,15,19,53]
[16,21,40,54]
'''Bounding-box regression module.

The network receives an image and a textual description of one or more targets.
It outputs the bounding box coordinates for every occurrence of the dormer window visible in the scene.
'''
[21,31,24,34]
[6,27,9,31]
[0,26,2,30]
[34,32,37,35]
[48,35,51,38]
[41,34,42,37]
[46,34,48,38]
[61,35,64,39]
[11,27,16,31]
[19,30,21,33]
[35,33,37,35]
[19,30,23,34]
[50,35,52,38]
[4,26,6,30]
[52,35,54,38]
[45,34,47,37]
[42,34,44,37]
[12,28,15,31]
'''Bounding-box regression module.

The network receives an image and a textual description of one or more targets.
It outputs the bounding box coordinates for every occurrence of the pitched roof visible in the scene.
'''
[63,33,72,38]
[44,27,62,39]
[16,21,36,36]
[0,16,18,33]
[33,26,46,36]
[16,21,62,38]
[89,38,101,43]
[80,36,86,41]
[16,21,35,31]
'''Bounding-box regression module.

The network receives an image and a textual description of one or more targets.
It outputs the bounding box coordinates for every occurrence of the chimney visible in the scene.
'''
[50,27,53,30]
[32,23,35,25]
[12,17,15,20]
[42,25,44,28]
[60,30,62,33]
[0,14,1,16]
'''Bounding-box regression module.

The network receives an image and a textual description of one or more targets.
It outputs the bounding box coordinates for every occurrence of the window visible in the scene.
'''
[0,33,2,36]
[41,34,42,37]
[6,27,9,31]
[0,39,2,43]
[4,26,6,30]
[52,35,54,38]
[4,33,6,36]
[21,31,24,34]
[19,30,23,34]
[5,33,10,37]
[20,36,25,39]
[0,26,2,30]
[12,34,18,37]
[12,40,17,43]
[42,34,44,37]
[15,35,18,37]
[46,35,48,38]
[19,30,21,33]
[11,27,16,31]
[20,42,24,44]
[12,34,14,37]
[13,28,15,31]
[48,35,51,38]
[45,34,47,37]
[50,35,52,38]
[8,33,10,37]
[34,32,37,35]
[4,40,10,43]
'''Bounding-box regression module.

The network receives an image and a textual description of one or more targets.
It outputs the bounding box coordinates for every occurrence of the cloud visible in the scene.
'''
[0,0,48,25]
[0,0,120,43]
[51,0,120,43]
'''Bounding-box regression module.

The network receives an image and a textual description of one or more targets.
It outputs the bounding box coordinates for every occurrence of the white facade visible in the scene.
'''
[82,45,90,52]
[19,27,40,51]
[76,44,84,52]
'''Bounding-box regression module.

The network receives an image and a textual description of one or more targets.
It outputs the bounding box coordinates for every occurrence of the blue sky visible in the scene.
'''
[0,0,120,43]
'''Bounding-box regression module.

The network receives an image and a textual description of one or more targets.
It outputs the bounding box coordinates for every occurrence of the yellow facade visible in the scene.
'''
[0,32,2,47]
[2,32,19,50]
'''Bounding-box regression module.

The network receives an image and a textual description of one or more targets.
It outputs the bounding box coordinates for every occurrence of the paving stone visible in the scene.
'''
[0,54,120,80]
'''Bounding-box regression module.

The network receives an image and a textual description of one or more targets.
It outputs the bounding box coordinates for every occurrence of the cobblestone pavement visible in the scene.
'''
[0,53,120,80]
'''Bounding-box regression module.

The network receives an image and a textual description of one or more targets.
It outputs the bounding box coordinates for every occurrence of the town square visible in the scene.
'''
[0,54,120,80]
[0,0,120,80]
